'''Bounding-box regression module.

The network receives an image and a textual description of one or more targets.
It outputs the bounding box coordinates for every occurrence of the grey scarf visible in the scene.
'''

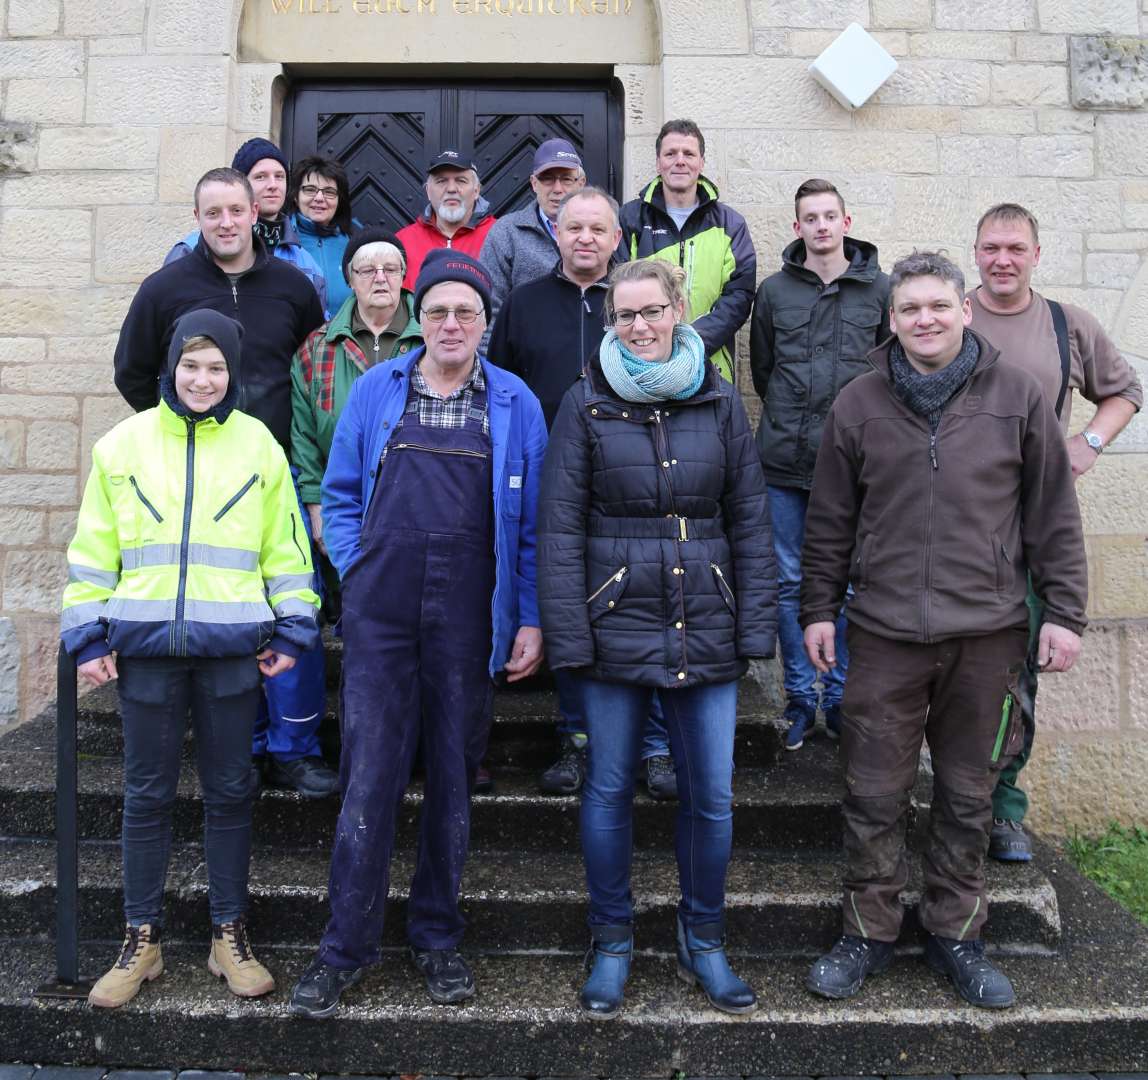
[888,330,980,433]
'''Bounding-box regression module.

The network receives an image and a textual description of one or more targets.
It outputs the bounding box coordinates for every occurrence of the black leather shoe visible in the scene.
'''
[410,947,476,1004]
[806,934,894,999]
[266,755,340,799]
[289,956,362,1019]
[645,755,678,801]
[925,933,1015,1008]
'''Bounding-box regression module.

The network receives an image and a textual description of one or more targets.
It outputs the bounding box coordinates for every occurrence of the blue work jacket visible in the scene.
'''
[322,347,547,677]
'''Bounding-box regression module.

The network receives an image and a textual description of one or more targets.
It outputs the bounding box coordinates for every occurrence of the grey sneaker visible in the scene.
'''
[988,818,1033,862]
[540,735,587,795]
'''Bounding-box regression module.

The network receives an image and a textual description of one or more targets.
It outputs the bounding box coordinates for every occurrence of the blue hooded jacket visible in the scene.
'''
[321,348,547,676]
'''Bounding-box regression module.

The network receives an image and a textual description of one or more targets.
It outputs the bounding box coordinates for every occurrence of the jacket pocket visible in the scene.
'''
[129,476,164,523]
[586,565,629,623]
[990,666,1027,765]
[991,532,1011,596]
[214,473,260,522]
[771,306,813,361]
[505,458,523,520]
[839,304,883,361]
[711,562,736,615]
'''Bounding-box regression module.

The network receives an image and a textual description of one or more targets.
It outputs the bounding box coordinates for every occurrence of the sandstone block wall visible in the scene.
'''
[1,0,1146,833]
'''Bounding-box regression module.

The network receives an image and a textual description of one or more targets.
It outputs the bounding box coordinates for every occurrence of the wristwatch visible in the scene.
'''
[1081,429,1105,454]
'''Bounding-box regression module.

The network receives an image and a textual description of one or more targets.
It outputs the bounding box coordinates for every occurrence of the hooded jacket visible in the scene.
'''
[63,309,320,665]
[291,211,362,316]
[750,237,890,490]
[618,176,756,383]
[396,196,497,291]
[114,236,325,451]
[538,354,777,689]
[486,263,608,429]
[800,330,1088,644]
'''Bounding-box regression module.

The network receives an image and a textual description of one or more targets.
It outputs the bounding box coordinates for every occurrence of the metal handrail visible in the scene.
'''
[33,644,91,998]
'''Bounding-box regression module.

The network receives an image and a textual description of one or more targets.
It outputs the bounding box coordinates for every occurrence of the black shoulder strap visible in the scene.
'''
[1047,298,1071,420]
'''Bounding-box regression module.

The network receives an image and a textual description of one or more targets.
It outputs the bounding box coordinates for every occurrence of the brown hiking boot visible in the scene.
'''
[207,917,275,998]
[88,923,164,1008]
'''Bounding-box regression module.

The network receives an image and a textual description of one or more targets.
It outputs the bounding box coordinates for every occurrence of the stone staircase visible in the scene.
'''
[0,667,1146,1075]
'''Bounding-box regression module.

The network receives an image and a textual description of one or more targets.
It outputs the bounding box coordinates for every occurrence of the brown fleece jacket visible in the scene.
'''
[800,329,1088,643]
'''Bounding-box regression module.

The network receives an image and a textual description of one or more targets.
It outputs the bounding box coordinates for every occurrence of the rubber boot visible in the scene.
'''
[578,926,632,1020]
[675,914,757,1014]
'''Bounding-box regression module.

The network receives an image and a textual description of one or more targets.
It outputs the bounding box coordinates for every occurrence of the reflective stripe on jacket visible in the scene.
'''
[62,401,319,662]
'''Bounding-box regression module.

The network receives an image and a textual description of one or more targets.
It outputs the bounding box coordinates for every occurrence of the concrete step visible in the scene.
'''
[3,924,1146,1076]
[0,839,1061,954]
[0,739,853,851]
[44,678,785,768]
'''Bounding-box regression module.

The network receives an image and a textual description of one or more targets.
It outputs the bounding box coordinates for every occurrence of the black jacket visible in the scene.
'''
[538,355,777,688]
[750,237,890,490]
[486,265,608,429]
[113,238,325,450]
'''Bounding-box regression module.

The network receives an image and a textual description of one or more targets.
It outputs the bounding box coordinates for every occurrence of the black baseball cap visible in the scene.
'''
[427,148,478,175]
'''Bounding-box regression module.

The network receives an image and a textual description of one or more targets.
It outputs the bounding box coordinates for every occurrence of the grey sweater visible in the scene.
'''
[479,203,560,349]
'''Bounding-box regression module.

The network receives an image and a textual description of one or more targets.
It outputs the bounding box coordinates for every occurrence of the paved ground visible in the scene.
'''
[3,1069,1148,1080]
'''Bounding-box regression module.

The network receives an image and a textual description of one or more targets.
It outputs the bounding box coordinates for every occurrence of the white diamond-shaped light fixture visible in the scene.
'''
[809,22,899,111]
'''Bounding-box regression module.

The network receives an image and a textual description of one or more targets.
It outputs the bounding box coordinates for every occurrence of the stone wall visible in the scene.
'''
[1,0,1146,833]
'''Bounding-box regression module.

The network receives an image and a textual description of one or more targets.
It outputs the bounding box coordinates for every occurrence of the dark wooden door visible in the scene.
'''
[283,81,622,234]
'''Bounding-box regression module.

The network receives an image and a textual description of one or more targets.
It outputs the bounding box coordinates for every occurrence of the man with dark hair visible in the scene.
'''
[750,179,889,752]
[397,149,497,290]
[618,119,755,384]
[113,167,337,801]
[165,139,327,313]
[801,251,1087,1010]
[969,202,1142,861]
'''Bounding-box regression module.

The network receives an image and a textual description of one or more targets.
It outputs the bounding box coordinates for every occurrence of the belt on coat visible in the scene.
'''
[587,515,726,541]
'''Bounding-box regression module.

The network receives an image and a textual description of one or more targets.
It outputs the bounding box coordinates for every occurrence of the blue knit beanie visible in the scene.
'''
[231,138,288,178]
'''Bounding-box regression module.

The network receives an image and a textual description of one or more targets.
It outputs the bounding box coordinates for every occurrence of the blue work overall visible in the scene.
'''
[319,386,496,970]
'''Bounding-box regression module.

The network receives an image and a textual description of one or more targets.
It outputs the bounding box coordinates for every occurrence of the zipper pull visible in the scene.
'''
[231,282,238,306]
[929,433,938,470]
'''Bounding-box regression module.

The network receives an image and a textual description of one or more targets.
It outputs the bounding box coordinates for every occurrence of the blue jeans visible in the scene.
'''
[118,655,261,926]
[252,467,326,761]
[581,678,738,930]
[555,671,669,759]
[767,484,849,711]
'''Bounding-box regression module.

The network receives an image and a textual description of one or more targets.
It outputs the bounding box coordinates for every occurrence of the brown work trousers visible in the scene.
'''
[839,623,1028,943]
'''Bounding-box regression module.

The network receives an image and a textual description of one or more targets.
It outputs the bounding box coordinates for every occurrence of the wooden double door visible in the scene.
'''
[282,80,624,233]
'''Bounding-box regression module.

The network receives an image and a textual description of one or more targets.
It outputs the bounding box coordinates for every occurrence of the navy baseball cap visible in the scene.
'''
[427,148,478,175]
[532,138,583,175]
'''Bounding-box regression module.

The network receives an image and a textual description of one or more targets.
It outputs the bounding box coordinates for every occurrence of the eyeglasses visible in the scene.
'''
[421,306,482,325]
[352,264,404,280]
[299,184,338,199]
[611,303,672,327]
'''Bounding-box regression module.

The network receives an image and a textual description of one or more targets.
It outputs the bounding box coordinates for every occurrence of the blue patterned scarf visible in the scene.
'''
[599,323,706,404]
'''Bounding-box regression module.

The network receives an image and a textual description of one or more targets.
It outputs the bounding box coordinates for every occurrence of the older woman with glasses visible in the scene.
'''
[291,227,423,577]
[538,259,777,1019]
[288,155,359,313]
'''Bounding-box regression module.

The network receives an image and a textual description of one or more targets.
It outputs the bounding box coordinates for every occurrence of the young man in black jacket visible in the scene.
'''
[112,167,336,801]
[488,187,675,799]
[749,179,890,753]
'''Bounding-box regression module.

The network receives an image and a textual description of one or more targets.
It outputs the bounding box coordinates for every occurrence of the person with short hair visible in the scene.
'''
[165,139,328,313]
[63,309,319,1010]
[479,137,587,337]
[397,149,497,289]
[618,119,756,384]
[750,178,890,752]
[287,154,360,315]
[289,250,546,1018]
[801,251,1088,1010]
[113,167,337,801]
[968,202,1142,862]
[538,257,777,1019]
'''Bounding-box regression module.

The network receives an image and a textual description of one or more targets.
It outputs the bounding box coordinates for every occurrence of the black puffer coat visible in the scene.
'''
[538,355,777,688]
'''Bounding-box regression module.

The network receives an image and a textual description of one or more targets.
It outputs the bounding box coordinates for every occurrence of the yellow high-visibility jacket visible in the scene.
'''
[61,399,319,663]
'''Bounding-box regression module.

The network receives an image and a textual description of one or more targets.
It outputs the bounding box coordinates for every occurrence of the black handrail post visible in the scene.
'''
[33,643,91,998]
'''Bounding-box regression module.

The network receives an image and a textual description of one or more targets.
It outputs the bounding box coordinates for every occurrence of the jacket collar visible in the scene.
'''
[638,174,720,214]
[192,233,272,275]
[552,261,611,292]
[417,194,494,232]
[390,344,513,401]
[325,290,421,345]
[781,236,882,285]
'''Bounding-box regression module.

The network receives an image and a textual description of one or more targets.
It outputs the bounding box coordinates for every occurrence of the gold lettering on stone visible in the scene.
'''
[418,0,435,10]
[452,0,469,10]
[568,0,590,12]
[271,0,340,10]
